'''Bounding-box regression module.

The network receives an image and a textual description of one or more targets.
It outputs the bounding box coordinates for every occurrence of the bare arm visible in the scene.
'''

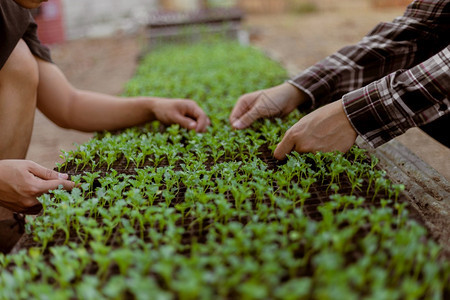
[36,58,209,132]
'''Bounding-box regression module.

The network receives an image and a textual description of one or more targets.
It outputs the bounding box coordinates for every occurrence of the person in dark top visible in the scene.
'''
[0,0,210,214]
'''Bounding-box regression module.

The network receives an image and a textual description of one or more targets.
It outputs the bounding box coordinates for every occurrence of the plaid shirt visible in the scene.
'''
[288,0,450,147]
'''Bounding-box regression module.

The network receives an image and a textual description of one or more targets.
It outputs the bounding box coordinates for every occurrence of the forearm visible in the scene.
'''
[289,0,449,109]
[36,59,157,132]
[64,90,156,132]
[36,51,209,133]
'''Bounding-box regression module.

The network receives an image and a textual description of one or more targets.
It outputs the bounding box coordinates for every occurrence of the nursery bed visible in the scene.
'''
[13,147,425,249]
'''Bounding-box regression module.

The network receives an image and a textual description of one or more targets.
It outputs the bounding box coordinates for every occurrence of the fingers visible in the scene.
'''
[229,92,258,128]
[36,179,76,194]
[274,130,296,160]
[231,89,284,130]
[27,161,75,194]
[197,117,211,133]
[188,103,210,133]
[173,114,198,131]
[178,101,210,133]
[28,161,69,181]
[0,160,76,214]
[232,107,261,130]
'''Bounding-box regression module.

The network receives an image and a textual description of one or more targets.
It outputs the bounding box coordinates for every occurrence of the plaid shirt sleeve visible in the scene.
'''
[288,0,450,147]
[343,47,450,147]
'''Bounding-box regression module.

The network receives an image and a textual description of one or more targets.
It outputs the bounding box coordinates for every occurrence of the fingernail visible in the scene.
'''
[233,120,243,129]
[189,121,196,129]
[58,173,69,180]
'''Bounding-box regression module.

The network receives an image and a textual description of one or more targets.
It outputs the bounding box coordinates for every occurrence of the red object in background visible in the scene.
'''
[34,0,65,45]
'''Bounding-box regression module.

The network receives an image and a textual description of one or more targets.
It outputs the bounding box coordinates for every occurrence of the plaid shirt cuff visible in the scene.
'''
[342,80,404,148]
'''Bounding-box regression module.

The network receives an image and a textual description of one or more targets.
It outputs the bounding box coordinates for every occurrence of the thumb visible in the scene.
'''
[231,107,260,130]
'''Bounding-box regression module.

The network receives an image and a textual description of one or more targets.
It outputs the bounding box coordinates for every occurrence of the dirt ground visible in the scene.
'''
[26,0,449,182]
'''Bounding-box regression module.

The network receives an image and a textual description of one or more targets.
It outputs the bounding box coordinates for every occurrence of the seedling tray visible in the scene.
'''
[11,144,430,270]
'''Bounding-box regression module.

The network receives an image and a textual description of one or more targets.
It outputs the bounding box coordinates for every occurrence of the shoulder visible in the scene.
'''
[0,0,33,69]
[1,0,51,69]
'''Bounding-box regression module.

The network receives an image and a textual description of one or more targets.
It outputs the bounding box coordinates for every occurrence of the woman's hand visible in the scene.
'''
[230,82,306,129]
[0,160,75,214]
[274,100,358,159]
[149,98,210,133]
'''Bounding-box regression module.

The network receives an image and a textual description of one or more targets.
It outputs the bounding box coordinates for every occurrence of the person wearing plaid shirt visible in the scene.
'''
[230,0,449,159]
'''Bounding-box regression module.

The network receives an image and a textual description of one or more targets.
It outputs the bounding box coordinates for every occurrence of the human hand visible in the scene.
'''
[0,160,75,214]
[150,98,210,133]
[274,100,357,159]
[230,82,306,129]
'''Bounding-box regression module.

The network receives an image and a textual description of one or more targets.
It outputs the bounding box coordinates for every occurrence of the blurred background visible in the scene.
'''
[32,0,411,42]
[26,0,449,181]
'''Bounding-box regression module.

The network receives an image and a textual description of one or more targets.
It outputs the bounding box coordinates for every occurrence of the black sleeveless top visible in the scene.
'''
[0,0,52,70]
